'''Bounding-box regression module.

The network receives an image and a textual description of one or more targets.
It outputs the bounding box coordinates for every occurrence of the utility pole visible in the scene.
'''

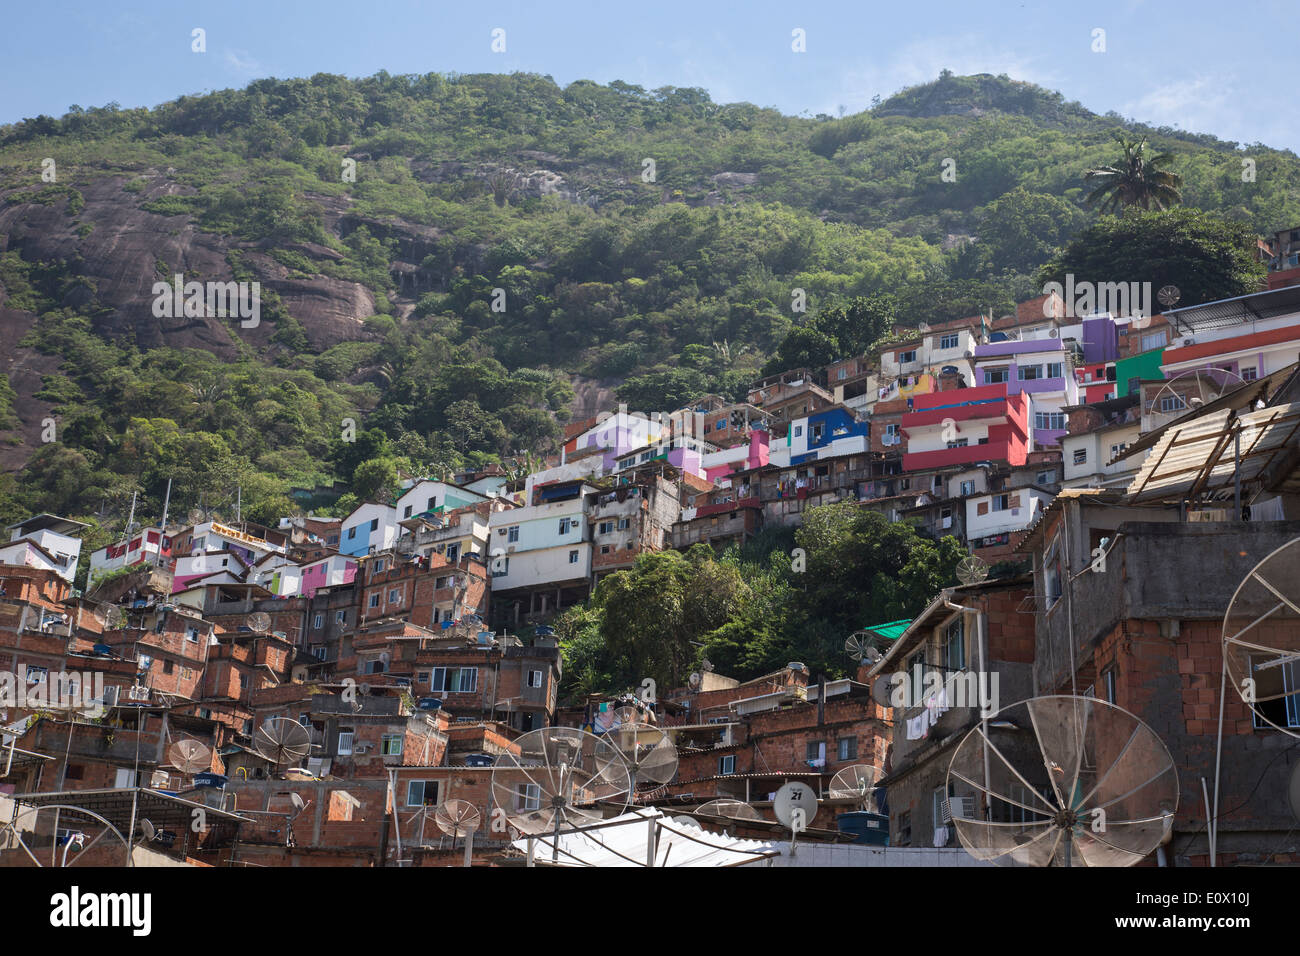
[124,491,138,543]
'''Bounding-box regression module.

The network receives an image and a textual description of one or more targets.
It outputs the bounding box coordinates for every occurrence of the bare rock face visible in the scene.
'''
[0,305,58,472]
[0,175,379,355]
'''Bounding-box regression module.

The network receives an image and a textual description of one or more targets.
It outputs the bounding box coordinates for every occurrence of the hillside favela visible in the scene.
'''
[0,3,1297,915]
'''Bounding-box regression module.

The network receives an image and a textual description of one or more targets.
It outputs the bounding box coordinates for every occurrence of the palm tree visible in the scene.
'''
[1084,132,1183,213]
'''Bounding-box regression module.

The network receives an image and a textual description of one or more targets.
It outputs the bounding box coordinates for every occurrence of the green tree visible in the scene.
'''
[1084,132,1183,213]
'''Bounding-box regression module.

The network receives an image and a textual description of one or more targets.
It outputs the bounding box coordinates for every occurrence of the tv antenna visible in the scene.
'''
[253,717,313,771]
[829,764,882,812]
[595,723,679,796]
[946,695,1177,866]
[1222,537,1300,737]
[434,799,481,867]
[490,727,632,863]
[168,738,211,783]
[695,799,761,822]
[845,631,884,665]
[956,554,989,586]
[1150,368,1245,423]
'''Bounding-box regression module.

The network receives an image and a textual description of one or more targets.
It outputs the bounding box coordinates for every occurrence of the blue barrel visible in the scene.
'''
[836,811,890,846]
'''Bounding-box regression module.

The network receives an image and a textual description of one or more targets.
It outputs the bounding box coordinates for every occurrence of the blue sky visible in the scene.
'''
[1,0,1295,153]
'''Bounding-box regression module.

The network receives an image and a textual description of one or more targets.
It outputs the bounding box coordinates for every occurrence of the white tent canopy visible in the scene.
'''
[510,807,780,867]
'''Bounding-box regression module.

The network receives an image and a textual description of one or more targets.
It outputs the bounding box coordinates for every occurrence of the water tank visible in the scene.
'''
[464,753,495,767]
[416,697,443,711]
[836,811,890,846]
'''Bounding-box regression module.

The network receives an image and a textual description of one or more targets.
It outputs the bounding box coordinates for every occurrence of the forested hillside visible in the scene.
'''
[1,70,1296,542]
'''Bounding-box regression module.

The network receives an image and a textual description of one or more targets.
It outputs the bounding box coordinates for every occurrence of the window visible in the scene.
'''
[369,518,379,532]
[992,494,1010,511]
[373,558,385,573]
[403,505,413,518]
[1140,331,1166,352]
[806,741,825,763]
[946,438,969,448]
[933,782,955,827]
[430,667,478,693]
[185,625,200,642]
[518,783,541,810]
[837,367,847,380]
[718,755,736,775]
[1046,362,1064,380]
[427,496,437,511]
[985,367,1009,384]
[406,780,439,807]
[311,645,327,661]
[446,544,459,563]
[960,480,976,496]
[507,525,519,543]
[335,610,347,625]
[388,588,402,604]
[1073,448,1088,465]
[368,593,380,609]
[617,518,630,531]
[899,350,917,364]
[1018,365,1042,381]
[313,613,323,629]
[837,737,858,761]
[1036,470,1055,484]
[1034,412,1065,431]
[598,520,614,535]
[944,618,966,671]
[558,518,573,534]
[1103,669,1116,705]
[162,660,174,675]
[1109,442,1129,460]
[1160,395,1187,413]
[569,550,579,564]
[528,670,544,688]
[26,665,47,682]
[362,657,385,674]
[1251,656,1300,729]
[337,731,354,755]
[939,333,960,350]
[347,527,356,540]
[381,734,403,756]
[793,425,803,438]
[1241,366,1258,382]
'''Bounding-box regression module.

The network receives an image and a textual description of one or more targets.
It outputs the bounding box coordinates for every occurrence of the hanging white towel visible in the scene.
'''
[933,825,950,847]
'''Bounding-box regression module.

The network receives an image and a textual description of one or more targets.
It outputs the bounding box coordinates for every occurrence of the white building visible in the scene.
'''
[4,515,86,583]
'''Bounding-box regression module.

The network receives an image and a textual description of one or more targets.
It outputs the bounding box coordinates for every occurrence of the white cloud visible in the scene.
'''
[224,49,264,78]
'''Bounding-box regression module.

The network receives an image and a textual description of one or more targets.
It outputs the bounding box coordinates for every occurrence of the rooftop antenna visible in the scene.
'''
[253,717,313,773]
[246,611,271,634]
[434,799,481,866]
[695,798,762,823]
[829,764,883,812]
[490,727,632,864]
[1218,536,1300,865]
[168,738,211,784]
[956,554,989,586]
[946,695,1177,866]
[844,631,884,666]
[595,723,679,798]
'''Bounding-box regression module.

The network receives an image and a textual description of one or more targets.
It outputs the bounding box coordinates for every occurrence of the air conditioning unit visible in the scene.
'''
[942,796,974,822]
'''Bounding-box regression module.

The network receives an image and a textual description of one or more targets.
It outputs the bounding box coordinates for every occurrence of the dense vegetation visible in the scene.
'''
[556,504,967,693]
[0,70,1292,550]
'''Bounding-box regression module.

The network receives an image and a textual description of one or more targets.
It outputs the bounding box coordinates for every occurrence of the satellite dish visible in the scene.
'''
[138,819,156,842]
[701,659,714,673]
[489,727,632,856]
[289,792,306,811]
[253,717,313,768]
[946,695,1178,867]
[247,612,271,633]
[1157,285,1181,308]
[594,723,679,791]
[956,555,989,586]
[829,765,882,812]
[1150,368,1245,422]
[1222,537,1300,737]
[168,739,211,775]
[773,781,819,833]
[871,673,899,708]
[696,799,762,821]
[434,799,481,839]
[688,672,702,689]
